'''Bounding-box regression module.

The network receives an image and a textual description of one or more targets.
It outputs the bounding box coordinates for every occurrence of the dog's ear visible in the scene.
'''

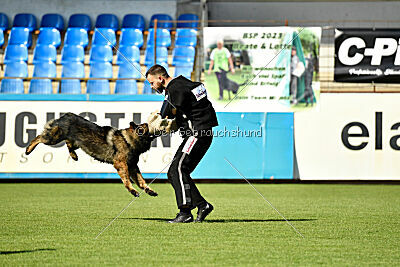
[129,121,138,130]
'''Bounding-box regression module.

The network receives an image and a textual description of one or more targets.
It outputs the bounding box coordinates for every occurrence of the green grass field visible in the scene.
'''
[1,183,399,266]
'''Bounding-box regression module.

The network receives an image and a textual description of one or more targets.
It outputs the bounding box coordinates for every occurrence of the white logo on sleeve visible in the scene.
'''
[182,136,197,154]
[191,84,207,101]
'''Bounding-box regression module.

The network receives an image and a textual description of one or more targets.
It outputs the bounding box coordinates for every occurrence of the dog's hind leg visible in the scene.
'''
[129,165,158,197]
[25,135,42,155]
[114,159,140,197]
[65,140,78,161]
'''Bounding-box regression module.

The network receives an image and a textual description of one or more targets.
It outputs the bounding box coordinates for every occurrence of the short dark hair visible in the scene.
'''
[145,64,170,78]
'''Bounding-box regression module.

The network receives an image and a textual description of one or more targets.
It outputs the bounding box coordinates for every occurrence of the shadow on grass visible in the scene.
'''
[0,248,56,255]
[119,218,316,223]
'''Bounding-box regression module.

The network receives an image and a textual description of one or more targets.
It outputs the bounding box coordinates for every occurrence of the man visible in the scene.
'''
[207,39,235,100]
[304,53,314,106]
[290,47,300,105]
[146,64,218,223]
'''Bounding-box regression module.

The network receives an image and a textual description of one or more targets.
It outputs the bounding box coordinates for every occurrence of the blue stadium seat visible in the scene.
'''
[118,62,141,79]
[13,13,37,32]
[40,13,65,32]
[149,14,173,30]
[37,27,61,47]
[61,45,85,62]
[174,66,193,79]
[89,44,113,62]
[87,62,112,94]
[122,14,145,31]
[0,61,28,93]
[116,45,140,64]
[33,44,57,62]
[120,28,143,47]
[4,44,28,63]
[92,28,116,46]
[177,13,199,28]
[29,61,56,94]
[61,62,85,94]
[115,80,138,94]
[64,28,89,47]
[144,46,168,65]
[8,27,30,45]
[147,28,171,47]
[68,14,92,31]
[142,80,152,94]
[95,14,119,31]
[0,30,4,47]
[175,28,197,46]
[0,13,9,30]
[172,46,195,66]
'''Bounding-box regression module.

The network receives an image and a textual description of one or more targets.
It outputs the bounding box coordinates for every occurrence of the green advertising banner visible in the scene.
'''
[203,27,321,112]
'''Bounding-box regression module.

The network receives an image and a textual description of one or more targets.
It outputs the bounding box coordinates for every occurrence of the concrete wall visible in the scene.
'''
[2,0,177,29]
[207,1,400,28]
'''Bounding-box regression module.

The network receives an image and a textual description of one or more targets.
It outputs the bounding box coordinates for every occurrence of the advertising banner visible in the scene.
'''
[295,93,400,180]
[203,27,321,112]
[0,99,295,179]
[335,28,400,83]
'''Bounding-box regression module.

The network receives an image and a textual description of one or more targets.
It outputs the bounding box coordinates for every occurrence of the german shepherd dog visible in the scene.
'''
[25,112,158,197]
[219,68,246,100]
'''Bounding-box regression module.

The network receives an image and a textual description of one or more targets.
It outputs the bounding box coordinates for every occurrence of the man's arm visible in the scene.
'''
[208,60,214,75]
[228,56,235,74]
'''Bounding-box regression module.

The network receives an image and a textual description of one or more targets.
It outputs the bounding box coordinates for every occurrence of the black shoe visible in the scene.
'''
[168,212,193,223]
[195,203,214,222]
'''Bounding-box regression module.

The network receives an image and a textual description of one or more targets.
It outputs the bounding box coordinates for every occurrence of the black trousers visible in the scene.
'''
[215,71,227,98]
[167,134,213,210]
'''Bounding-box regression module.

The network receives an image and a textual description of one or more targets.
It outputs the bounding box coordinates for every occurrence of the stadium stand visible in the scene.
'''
[40,14,65,32]
[177,13,199,28]
[121,14,145,31]
[0,12,201,95]
[149,14,173,30]
[29,61,57,94]
[95,14,119,31]
[68,14,92,31]
[0,61,28,93]
[13,13,37,32]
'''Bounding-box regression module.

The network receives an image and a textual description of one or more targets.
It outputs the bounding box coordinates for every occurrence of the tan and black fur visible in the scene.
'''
[25,112,158,197]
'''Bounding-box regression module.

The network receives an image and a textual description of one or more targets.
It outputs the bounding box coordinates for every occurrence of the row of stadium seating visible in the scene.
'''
[0,13,199,32]
[0,13,199,94]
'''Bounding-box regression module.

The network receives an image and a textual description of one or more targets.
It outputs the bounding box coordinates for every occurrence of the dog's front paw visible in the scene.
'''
[130,189,140,197]
[145,187,158,197]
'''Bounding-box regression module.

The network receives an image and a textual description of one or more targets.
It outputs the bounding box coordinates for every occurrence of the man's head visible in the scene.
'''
[145,64,170,94]
[217,39,224,49]
[291,47,297,56]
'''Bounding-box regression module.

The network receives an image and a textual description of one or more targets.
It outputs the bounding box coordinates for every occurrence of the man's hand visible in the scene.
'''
[147,111,178,135]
